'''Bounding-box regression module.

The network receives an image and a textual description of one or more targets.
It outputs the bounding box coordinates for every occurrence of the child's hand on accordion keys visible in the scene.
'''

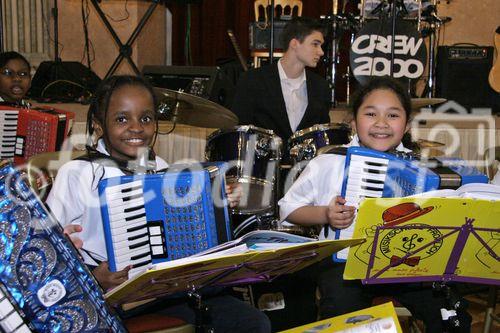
[92,262,131,291]
[225,183,243,208]
[326,196,356,230]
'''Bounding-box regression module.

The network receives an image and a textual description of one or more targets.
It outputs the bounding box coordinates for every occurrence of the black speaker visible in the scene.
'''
[436,46,498,112]
[28,61,101,102]
[142,65,235,108]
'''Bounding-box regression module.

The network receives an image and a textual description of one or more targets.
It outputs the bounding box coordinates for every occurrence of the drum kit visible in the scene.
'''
[323,0,451,104]
[154,87,354,238]
[152,0,450,238]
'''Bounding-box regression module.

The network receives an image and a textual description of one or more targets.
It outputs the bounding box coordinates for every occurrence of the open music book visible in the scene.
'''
[409,183,500,200]
[104,231,364,306]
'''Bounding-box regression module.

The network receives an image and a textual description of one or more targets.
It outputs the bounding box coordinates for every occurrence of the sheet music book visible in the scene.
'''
[336,183,499,262]
[344,193,500,285]
[280,302,402,333]
[104,231,364,306]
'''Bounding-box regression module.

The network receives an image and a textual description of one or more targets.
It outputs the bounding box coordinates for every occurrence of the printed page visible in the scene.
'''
[194,230,315,256]
[455,183,500,200]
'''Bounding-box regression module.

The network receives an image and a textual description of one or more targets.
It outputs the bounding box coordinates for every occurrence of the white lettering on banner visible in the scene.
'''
[353,57,424,78]
[351,34,423,56]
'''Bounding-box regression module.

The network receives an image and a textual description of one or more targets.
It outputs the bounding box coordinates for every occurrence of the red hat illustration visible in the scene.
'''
[382,202,434,227]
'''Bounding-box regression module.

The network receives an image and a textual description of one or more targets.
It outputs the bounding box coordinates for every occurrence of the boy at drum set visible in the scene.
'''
[278,76,474,333]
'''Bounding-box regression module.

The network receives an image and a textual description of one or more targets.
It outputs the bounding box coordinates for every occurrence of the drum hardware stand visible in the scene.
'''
[89,0,160,79]
[323,5,361,106]
[187,287,214,333]
[268,0,276,64]
[421,2,451,98]
[388,0,409,77]
[157,96,180,134]
[432,281,468,332]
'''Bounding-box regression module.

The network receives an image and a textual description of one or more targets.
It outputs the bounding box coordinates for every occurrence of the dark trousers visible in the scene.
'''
[316,260,471,333]
[119,288,271,333]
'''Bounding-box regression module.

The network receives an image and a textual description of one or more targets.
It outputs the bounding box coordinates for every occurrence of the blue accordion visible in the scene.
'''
[341,146,489,203]
[0,162,125,332]
[332,147,488,262]
[98,163,232,276]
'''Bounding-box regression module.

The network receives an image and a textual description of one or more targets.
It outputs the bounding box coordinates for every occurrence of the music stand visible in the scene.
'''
[106,238,363,332]
[344,197,500,285]
[345,197,499,332]
[89,0,160,79]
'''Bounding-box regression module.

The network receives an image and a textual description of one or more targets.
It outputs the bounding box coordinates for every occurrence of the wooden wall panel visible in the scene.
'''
[55,1,498,81]
[167,0,334,66]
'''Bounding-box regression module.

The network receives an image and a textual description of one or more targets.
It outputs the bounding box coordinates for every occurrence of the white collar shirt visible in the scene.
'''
[0,96,31,108]
[278,59,308,132]
[278,135,411,240]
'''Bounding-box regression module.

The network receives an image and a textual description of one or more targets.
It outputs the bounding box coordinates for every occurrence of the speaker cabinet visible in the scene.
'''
[142,65,234,108]
[28,61,101,101]
[436,46,498,112]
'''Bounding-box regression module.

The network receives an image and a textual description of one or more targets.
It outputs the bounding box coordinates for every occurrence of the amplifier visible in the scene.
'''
[436,45,496,111]
[249,20,288,50]
[143,65,234,108]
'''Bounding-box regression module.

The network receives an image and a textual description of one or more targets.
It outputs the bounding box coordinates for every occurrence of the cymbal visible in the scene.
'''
[154,88,238,129]
[411,98,447,110]
[416,139,445,148]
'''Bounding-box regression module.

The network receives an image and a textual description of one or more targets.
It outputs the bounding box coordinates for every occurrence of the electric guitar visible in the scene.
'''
[488,26,500,93]
[227,29,248,71]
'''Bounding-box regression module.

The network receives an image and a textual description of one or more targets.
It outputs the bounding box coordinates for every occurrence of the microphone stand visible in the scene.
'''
[389,0,400,77]
[425,1,439,98]
[268,0,275,64]
[52,0,61,78]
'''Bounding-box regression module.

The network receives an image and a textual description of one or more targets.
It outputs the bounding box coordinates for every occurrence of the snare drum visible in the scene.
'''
[205,125,282,214]
[288,123,351,165]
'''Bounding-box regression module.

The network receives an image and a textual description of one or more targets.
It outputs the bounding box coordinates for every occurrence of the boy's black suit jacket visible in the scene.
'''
[231,62,331,145]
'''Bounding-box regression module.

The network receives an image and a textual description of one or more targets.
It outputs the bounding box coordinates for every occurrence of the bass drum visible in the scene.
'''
[350,18,427,87]
[205,125,282,215]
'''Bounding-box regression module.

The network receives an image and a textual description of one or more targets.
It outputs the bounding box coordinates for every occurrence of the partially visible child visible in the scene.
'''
[0,51,31,106]
[279,76,472,333]
[46,75,270,332]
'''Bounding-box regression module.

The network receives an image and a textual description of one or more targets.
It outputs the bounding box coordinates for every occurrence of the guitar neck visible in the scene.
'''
[227,29,248,72]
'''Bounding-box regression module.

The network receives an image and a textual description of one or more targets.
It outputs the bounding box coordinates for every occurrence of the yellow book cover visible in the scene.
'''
[105,235,364,306]
[344,197,499,284]
[280,302,402,333]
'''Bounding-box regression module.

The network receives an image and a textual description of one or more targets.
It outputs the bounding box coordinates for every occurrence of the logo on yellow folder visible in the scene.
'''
[379,202,442,267]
